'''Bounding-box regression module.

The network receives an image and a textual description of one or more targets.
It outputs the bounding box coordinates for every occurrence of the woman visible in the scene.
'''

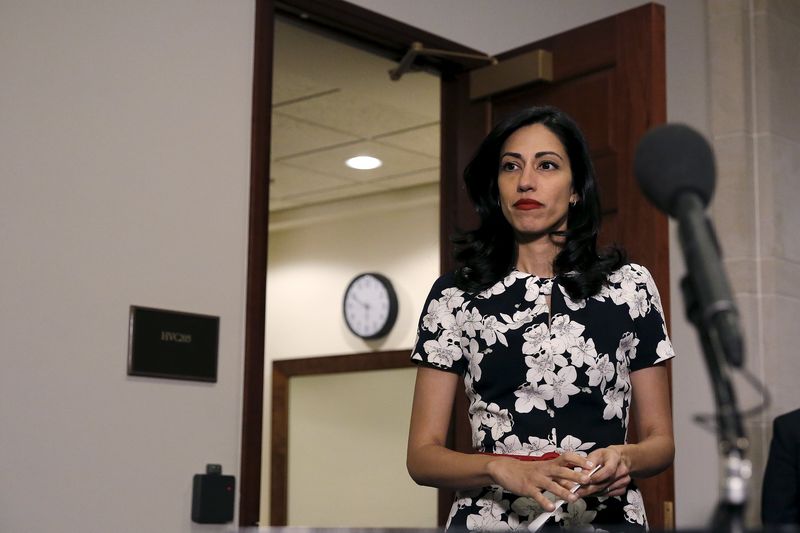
[407,106,675,531]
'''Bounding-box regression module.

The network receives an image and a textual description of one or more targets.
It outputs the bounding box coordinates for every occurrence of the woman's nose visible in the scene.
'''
[517,168,537,192]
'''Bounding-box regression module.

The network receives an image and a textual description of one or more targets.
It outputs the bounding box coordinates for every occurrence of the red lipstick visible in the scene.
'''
[513,199,544,210]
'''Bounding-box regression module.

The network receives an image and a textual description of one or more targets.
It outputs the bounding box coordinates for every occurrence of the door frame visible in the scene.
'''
[270,350,414,525]
[239,0,670,527]
[239,0,481,526]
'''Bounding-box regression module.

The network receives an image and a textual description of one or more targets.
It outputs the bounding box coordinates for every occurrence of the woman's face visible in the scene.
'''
[497,123,576,240]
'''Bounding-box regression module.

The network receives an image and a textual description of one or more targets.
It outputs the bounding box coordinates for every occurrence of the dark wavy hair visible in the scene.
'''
[453,105,625,300]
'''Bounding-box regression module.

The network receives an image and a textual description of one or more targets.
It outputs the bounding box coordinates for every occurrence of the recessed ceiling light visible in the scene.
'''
[345,155,382,170]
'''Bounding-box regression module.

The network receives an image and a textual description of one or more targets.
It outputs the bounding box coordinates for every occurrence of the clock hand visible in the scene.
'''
[353,296,371,310]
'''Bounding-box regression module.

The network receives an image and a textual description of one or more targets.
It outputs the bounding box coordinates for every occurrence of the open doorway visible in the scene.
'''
[263,15,441,527]
[239,2,483,526]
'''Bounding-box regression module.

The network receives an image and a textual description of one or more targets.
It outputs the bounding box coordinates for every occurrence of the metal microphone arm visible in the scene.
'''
[675,197,751,533]
[674,194,744,368]
[635,124,752,531]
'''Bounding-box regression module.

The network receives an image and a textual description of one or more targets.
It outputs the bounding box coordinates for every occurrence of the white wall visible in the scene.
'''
[265,189,439,359]
[348,0,715,528]
[260,187,441,525]
[287,368,437,527]
[0,1,254,532]
[706,1,800,525]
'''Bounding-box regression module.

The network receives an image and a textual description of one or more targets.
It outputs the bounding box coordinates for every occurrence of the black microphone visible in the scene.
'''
[635,124,744,368]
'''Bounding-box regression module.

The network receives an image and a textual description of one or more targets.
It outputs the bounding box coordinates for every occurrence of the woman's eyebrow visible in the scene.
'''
[500,150,564,161]
[535,150,564,161]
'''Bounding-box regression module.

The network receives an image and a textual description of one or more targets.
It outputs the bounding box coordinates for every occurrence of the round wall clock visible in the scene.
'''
[343,273,398,340]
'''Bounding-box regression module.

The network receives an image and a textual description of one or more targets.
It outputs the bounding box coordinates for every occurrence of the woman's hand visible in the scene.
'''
[571,365,675,499]
[573,446,631,498]
[487,452,595,511]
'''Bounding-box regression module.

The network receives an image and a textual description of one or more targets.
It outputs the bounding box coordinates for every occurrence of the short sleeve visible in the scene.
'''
[629,264,675,372]
[410,274,468,375]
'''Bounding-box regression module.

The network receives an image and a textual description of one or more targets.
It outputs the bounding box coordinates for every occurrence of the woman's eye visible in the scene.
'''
[500,161,519,172]
[539,160,559,170]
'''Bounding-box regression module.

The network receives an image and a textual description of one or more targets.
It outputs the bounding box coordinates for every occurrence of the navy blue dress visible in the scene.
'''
[411,264,674,531]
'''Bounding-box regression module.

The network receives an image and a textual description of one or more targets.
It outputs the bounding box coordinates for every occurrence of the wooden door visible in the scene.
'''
[441,3,672,529]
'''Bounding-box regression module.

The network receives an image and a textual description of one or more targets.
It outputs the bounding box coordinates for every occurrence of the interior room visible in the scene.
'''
[2,1,798,532]
[264,16,440,525]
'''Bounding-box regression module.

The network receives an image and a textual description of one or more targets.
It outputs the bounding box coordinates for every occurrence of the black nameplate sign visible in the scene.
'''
[128,306,219,382]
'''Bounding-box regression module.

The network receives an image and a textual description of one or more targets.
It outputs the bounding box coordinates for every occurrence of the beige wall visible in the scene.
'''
[261,185,440,525]
[265,186,439,360]
[0,1,254,532]
[287,368,436,527]
[707,0,800,525]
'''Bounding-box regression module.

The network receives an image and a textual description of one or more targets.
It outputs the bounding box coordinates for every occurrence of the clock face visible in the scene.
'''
[343,273,398,339]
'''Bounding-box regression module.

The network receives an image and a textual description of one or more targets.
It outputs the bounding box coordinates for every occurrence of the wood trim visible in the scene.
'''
[438,70,487,525]
[611,4,672,528]
[269,363,289,525]
[269,350,413,525]
[440,72,487,273]
[238,0,274,526]
[494,16,616,82]
[273,349,412,376]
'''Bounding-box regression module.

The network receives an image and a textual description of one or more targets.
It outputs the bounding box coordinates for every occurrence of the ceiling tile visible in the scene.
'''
[280,141,438,183]
[270,175,438,213]
[270,161,354,201]
[272,183,376,212]
[272,70,337,106]
[274,19,439,119]
[278,91,433,139]
[271,113,360,159]
[269,18,440,212]
[342,169,439,200]
[376,123,440,158]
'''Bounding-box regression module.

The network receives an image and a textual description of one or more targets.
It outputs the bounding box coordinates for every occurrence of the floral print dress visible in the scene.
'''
[411,263,675,531]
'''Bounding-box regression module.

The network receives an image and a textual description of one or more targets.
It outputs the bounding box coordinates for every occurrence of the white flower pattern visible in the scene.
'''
[546,366,581,408]
[623,489,647,525]
[414,264,674,530]
[514,382,554,413]
[422,337,461,368]
[556,497,598,528]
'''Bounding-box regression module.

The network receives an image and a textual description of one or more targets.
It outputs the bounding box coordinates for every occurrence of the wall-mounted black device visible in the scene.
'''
[191,464,235,524]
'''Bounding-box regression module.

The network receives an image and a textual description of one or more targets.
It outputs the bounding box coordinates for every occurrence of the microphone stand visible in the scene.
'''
[680,275,751,533]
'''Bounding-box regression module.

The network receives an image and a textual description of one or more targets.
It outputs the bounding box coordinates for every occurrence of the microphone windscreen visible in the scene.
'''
[634,124,716,216]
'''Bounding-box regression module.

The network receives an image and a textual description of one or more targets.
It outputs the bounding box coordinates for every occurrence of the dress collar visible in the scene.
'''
[510,267,556,283]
